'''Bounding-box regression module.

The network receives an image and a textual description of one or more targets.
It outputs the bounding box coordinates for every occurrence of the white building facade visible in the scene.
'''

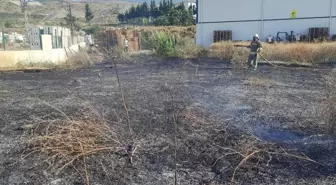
[196,0,336,47]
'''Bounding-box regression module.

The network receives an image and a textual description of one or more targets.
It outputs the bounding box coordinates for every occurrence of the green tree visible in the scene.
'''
[124,10,130,20]
[159,0,169,15]
[167,9,183,25]
[85,3,94,21]
[168,0,173,9]
[135,4,142,17]
[117,13,126,22]
[64,12,79,31]
[118,0,194,26]
[182,8,195,25]
[154,15,169,26]
[140,2,149,18]
[177,2,185,10]
[128,6,136,19]
[150,0,159,17]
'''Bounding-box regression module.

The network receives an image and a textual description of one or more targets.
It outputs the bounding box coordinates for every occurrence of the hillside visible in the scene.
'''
[0,0,136,32]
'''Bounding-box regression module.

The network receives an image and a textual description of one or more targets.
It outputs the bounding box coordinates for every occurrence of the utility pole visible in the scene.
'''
[20,0,29,44]
[58,0,74,45]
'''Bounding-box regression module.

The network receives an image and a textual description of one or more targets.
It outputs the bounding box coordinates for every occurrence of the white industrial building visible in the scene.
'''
[196,0,336,47]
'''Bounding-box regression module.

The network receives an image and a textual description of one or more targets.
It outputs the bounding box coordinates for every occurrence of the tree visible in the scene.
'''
[128,6,136,19]
[57,0,80,45]
[167,9,182,25]
[135,4,142,18]
[118,0,194,26]
[64,11,79,31]
[117,13,126,22]
[168,0,173,9]
[140,2,149,18]
[154,15,169,26]
[124,10,130,20]
[183,8,195,25]
[150,0,159,18]
[85,3,94,21]
[177,2,185,10]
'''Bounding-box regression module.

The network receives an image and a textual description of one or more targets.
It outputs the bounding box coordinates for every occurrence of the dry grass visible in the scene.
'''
[210,42,236,60]
[22,106,124,185]
[14,50,94,70]
[207,128,320,183]
[176,102,320,183]
[126,26,195,38]
[24,114,121,172]
[61,50,94,69]
[175,37,201,59]
[210,42,336,64]
[244,76,273,87]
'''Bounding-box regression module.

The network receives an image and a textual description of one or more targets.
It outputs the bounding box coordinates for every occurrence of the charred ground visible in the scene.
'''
[0,57,336,185]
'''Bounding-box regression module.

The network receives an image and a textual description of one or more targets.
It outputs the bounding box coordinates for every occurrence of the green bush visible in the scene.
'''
[83,25,101,34]
[142,31,200,58]
[4,20,12,28]
[143,31,176,56]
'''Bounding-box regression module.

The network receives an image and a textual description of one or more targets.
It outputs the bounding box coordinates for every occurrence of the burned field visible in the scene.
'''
[0,58,336,185]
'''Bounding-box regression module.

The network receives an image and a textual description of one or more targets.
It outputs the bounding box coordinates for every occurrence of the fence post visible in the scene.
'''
[2,27,5,50]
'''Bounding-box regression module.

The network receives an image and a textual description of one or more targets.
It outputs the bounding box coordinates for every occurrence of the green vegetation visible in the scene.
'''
[85,3,94,22]
[143,31,177,56]
[142,31,200,58]
[118,0,195,26]
[4,20,12,28]
[83,25,101,35]
[62,5,81,32]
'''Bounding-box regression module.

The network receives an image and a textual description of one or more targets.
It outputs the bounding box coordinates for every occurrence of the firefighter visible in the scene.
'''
[248,34,263,70]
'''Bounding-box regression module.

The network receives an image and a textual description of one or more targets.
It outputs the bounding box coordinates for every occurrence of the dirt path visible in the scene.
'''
[0,58,335,185]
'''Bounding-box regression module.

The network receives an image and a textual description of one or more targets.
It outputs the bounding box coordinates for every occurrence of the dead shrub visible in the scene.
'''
[210,42,250,69]
[24,113,122,174]
[313,44,336,63]
[135,26,195,38]
[62,50,93,69]
[231,48,249,69]
[210,41,236,60]
[175,37,202,59]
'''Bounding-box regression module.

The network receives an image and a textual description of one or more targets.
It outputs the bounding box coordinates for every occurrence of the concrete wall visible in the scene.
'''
[0,35,86,68]
[196,0,336,47]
